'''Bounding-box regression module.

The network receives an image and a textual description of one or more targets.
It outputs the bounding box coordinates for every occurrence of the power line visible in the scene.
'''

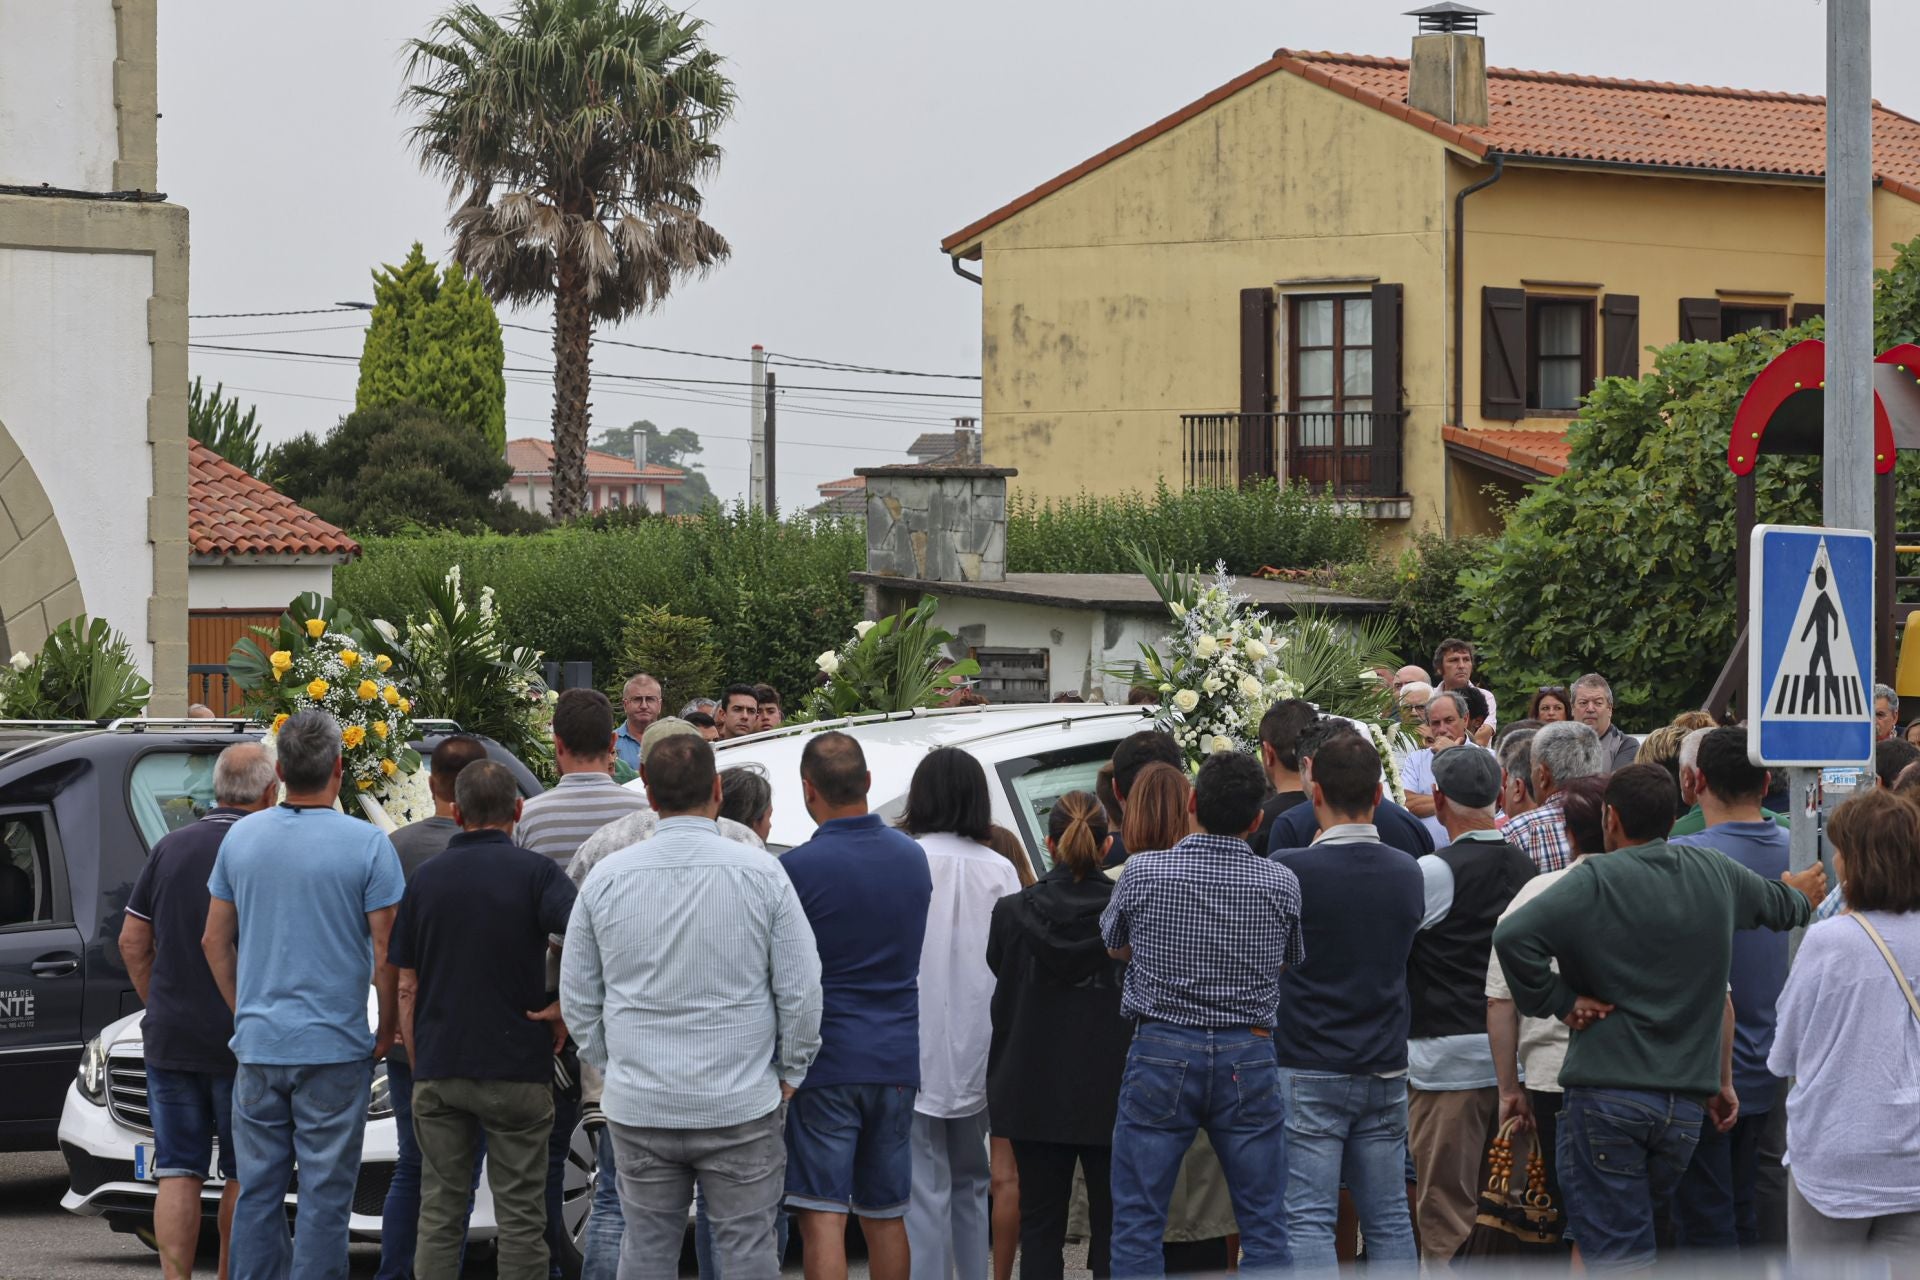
[188,306,366,319]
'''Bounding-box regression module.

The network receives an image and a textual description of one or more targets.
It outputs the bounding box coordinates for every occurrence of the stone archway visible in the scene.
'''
[0,413,84,660]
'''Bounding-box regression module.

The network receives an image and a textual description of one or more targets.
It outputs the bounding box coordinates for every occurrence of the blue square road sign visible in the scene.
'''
[1748,524,1875,768]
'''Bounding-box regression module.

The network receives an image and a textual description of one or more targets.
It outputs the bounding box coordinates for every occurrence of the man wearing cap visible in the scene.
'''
[1405,747,1537,1260]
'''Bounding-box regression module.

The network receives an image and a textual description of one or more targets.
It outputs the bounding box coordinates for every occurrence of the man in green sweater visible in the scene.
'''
[1492,764,1826,1267]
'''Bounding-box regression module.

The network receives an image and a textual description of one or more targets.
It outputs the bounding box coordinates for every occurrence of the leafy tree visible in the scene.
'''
[188,377,270,476]
[403,0,735,520]
[355,243,508,453]
[1462,236,1920,720]
[269,404,548,536]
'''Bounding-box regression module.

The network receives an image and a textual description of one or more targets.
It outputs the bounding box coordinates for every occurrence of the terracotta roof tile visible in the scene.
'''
[943,49,1920,251]
[187,439,360,560]
[1442,425,1572,477]
[505,436,685,483]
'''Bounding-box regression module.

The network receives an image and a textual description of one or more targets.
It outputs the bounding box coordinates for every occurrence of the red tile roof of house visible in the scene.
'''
[943,49,1920,251]
[1442,425,1573,478]
[505,436,685,484]
[187,439,360,560]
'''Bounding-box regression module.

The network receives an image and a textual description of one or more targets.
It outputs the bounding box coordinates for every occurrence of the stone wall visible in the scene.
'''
[859,464,1014,584]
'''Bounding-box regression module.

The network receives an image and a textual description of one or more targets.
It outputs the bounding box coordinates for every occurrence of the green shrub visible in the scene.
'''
[610,606,722,718]
[335,507,865,709]
[1006,480,1371,575]
[1,616,151,721]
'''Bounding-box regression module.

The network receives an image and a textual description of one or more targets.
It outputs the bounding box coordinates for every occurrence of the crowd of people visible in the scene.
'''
[111,640,1920,1280]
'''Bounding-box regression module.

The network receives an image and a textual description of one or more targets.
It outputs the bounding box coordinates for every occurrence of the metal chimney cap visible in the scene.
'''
[1407,2,1491,33]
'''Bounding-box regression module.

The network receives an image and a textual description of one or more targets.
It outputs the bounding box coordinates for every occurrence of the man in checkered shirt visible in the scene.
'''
[1504,721,1607,873]
[1100,750,1305,1276]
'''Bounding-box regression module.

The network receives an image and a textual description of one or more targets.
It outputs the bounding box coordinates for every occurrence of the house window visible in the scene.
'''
[1526,297,1594,412]
[1289,295,1373,449]
[1722,304,1786,335]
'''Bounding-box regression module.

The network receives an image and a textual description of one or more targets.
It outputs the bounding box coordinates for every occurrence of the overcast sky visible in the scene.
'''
[160,0,1917,506]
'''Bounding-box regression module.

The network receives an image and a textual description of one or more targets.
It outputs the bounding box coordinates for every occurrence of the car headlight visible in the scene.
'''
[77,1035,107,1105]
[367,1061,393,1120]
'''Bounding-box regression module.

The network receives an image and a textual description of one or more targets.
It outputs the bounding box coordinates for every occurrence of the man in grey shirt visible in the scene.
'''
[562,734,822,1280]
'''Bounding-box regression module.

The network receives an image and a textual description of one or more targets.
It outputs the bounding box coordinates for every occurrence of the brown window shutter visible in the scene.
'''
[1791,302,1826,326]
[1481,287,1526,420]
[1679,297,1722,343]
[1370,283,1405,496]
[1240,287,1274,415]
[1601,294,1640,380]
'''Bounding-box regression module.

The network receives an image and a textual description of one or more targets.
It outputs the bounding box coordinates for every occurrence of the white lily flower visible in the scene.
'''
[817,650,841,675]
[8,651,29,672]
[854,620,877,638]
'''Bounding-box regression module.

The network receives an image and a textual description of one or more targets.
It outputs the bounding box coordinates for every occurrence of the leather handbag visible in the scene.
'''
[1454,1116,1566,1258]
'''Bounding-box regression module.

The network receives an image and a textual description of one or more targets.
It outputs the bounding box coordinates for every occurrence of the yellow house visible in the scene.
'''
[940,8,1920,537]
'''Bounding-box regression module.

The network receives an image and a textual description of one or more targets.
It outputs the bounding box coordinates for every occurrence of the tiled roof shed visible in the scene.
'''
[187,440,359,562]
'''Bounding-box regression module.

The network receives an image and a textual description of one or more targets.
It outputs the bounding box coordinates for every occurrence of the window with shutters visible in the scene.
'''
[1722,304,1787,335]
[1289,294,1373,443]
[1526,297,1594,412]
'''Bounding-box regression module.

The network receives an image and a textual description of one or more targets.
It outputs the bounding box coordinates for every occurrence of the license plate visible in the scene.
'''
[133,1142,221,1183]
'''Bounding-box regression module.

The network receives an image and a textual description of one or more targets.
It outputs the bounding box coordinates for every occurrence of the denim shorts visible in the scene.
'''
[782,1083,915,1218]
[147,1066,238,1181]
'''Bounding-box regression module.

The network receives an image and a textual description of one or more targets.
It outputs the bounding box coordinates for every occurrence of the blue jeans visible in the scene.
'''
[1558,1087,1704,1268]
[1108,1024,1289,1277]
[581,1126,623,1280]
[230,1059,373,1280]
[696,1181,790,1277]
[376,1057,483,1280]
[1278,1069,1417,1269]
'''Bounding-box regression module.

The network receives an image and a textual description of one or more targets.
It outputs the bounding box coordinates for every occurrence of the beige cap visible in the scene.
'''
[639,716,704,766]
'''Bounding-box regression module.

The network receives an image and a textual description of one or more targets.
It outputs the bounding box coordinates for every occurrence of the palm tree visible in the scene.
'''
[402,0,734,520]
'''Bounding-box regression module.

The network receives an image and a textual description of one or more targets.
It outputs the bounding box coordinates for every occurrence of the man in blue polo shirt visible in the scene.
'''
[1267,718,1433,858]
[119,742,279,1280]
[203,711,405,1279]
[778,732,932,1280]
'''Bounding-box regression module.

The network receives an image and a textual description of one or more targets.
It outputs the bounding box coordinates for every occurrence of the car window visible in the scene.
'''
[129,751,222,849]
[997,742,1123,871]
[0,812,56,928]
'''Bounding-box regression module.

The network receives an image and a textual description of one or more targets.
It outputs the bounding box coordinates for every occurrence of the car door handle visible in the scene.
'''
[31,955,79,978]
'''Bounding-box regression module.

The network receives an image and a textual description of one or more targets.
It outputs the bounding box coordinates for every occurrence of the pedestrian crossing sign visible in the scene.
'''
[1749,524,1875,767]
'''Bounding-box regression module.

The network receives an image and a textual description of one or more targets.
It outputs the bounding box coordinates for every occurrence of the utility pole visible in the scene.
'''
[748,344,767,510]
[764,370,778,515]
[1792,0,1876,880]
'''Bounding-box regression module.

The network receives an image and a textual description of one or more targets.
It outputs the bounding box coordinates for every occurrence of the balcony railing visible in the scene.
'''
[1182,410,1405,499]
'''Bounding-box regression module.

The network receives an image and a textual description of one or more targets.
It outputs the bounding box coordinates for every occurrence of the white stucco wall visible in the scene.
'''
[936,595,1174,703]
[506,475,670,515]
[187,563,336,611]
[0,247,156,673]
[0,1,120,190]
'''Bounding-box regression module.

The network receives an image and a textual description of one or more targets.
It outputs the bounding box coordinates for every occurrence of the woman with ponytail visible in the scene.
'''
[985,792,1132,1277]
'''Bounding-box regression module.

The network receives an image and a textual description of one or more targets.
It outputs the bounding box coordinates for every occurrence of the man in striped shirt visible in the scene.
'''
[515,689,650,868]
[562,734,822,1280]
[511,687,649,1274]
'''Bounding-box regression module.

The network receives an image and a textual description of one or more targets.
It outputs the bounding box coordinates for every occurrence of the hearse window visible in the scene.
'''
[0,813,56,928]
[129,752,222,850]
[996,742,1124,871]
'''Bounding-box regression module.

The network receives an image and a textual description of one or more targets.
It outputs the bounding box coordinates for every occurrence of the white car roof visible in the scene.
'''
[628,703,1154,851]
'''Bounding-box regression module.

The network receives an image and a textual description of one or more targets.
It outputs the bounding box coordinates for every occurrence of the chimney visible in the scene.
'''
[1405,3,1490,128]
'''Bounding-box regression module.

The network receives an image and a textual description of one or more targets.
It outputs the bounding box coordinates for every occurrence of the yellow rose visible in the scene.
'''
[270,713,289,734]
[373,720,389,740]
[340,650,360,667]
[356,779,373,791]
[399,698,412,714]
[269,650,293,670]
[306,679,329,700]
[381,758,397,777]
[342,725,366,749]
[383,685,401,707]
[305,618,327,639]
[357,679,379,702]
[374,655,393,673]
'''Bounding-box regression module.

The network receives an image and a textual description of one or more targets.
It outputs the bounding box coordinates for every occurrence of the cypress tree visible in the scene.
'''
[355,243,508,454]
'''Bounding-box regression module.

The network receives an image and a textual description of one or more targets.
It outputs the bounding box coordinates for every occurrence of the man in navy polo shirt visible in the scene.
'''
[1267,719,1434,859]
[778,732,932,1280]
[119,742,278,1280]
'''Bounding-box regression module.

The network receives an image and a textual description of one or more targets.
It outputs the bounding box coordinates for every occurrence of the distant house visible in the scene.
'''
[813,475,868,516]
[186,440,360,712]
[505,437,685,516]
[810,425,981,515]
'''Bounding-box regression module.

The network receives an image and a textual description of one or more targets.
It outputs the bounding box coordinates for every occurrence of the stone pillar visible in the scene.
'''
[859,464,1015,584]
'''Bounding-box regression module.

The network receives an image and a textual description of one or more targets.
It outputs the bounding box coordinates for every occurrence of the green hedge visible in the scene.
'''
[1006,480,1371,575]
[335,509,865,708]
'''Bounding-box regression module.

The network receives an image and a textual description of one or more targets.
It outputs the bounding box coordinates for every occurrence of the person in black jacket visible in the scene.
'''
[985,792,1130,1279]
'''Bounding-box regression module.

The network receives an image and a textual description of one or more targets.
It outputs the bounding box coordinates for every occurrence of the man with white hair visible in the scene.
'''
[1671,726,1788,838]
[119,742,279,1280]
[1503,722,1607,873]
[1873,682,1900,743]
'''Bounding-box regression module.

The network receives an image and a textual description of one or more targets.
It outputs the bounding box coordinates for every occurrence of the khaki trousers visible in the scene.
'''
[412,1076,554,1280]
[1408,1084,1499,1260]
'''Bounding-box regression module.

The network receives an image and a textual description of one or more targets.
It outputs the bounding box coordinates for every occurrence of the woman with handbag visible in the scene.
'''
[1768,789,1920,1252]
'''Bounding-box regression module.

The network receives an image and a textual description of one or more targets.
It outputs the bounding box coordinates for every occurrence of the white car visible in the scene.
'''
[58,995,599,1262]
[668,702,1156,861]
